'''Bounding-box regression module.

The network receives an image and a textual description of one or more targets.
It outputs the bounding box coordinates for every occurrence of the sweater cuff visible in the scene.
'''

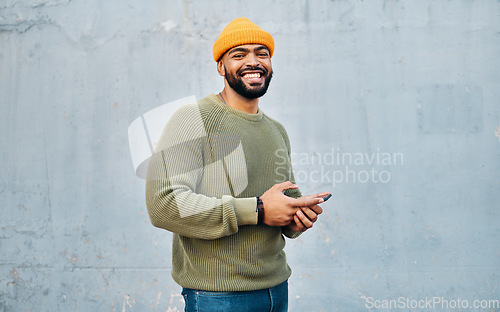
[282,226,303,239]
[233,197,258,226]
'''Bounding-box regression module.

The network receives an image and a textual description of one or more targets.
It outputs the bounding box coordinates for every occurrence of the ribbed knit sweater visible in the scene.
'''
[145,94,301,291]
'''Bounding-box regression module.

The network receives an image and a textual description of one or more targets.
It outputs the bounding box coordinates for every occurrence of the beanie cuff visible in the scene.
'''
[212,18,275,62]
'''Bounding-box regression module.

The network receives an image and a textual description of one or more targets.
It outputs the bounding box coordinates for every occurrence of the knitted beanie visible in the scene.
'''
[213,17,275,61]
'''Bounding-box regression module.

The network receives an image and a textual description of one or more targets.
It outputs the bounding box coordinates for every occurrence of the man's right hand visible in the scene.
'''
[259,181,324,227]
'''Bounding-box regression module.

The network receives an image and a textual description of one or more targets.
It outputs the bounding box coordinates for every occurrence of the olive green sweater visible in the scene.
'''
[145,94,301,291]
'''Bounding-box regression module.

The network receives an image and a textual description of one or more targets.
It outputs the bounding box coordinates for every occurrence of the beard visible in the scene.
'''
[224,66,273,99]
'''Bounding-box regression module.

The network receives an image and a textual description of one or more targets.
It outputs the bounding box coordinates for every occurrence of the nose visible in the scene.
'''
[246,53,260,67]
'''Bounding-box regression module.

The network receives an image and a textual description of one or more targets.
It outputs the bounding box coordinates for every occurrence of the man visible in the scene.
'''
[146,17,329,311]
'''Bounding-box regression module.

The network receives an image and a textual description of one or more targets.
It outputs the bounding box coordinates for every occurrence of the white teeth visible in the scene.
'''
[244,73,260,78]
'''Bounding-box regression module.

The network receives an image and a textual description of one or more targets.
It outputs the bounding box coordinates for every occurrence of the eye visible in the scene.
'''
[258,52,270,58]
[232,54,245,59]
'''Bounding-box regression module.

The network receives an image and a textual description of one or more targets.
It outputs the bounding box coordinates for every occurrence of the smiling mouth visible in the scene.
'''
[242,72,262,79]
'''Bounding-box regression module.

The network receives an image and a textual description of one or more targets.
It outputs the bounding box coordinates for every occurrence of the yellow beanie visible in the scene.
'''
[213,17,275,61]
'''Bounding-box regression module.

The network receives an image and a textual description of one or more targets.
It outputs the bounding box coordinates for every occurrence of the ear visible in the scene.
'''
[217,60,225,76]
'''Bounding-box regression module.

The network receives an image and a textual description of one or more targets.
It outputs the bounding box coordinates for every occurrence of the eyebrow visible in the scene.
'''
[228,45,270,56]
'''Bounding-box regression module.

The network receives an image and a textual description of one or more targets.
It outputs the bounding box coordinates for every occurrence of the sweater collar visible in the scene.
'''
[209,94,264,122]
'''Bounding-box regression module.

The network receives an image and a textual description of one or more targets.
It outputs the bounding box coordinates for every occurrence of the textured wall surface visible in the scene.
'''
[1,1,499,311]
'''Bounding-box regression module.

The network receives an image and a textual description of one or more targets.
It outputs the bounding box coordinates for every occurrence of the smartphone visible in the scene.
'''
[323,194,332,202]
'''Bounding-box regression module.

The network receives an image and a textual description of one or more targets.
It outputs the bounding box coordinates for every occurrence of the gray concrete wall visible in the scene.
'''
[1,0,499,311]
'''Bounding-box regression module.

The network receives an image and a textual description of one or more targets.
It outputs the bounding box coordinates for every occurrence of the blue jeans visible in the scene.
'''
[181,280,288,312]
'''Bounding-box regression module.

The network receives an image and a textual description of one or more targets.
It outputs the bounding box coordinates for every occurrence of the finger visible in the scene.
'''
[296,210,314,229]
[293,195,323,207]
[274,181,298,192]
[300,207,319,221]
[293,215,306,232]
[313,192,331,198]
[307,204,323,215]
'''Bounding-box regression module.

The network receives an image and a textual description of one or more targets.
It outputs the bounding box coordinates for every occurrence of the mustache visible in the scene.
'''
[237,66,268,76]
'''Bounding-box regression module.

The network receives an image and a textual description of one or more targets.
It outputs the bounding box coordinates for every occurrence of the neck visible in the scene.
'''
[218,85,259,114]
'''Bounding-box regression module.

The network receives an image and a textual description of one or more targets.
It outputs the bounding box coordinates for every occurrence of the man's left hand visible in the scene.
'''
[287,192,329,232]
